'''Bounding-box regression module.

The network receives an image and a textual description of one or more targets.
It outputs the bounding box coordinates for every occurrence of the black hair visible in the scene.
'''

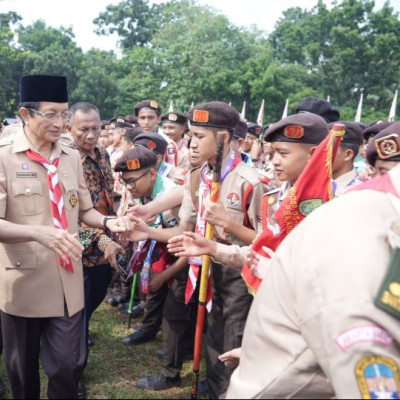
[340,142,360,162]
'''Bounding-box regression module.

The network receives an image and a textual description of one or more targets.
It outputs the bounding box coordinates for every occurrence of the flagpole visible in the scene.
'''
[257,99,265,127]
[389,89,398,122]
[191,132,226,400]
[241,101,246,120]
[169,100,174,112]
[282,99,289,119]
[355,93,363,123]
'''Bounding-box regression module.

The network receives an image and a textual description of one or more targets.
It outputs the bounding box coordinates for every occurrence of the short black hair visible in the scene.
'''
[340,142,360,162]
[19,101,41,118]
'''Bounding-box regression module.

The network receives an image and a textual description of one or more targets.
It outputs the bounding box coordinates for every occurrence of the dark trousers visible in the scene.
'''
[0,316,2,357]
[140,282,169,335]
[83,264,113,340]
[161,271,197,380]
[0,309,86,399]
[206,262,253,399]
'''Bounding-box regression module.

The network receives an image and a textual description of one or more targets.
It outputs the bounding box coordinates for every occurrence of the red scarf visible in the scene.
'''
[25,149,74,272]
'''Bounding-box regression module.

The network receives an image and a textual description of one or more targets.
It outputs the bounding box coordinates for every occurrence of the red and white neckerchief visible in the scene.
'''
[165,141,179,166]
[185,151,242,311]
[25,149,74,272]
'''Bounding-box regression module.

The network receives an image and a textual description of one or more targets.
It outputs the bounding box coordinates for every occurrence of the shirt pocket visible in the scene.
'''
[0,243,37,270]
[11,180,45,216]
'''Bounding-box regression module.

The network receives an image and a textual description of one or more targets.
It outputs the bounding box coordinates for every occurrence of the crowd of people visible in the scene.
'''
[0,74,400,400]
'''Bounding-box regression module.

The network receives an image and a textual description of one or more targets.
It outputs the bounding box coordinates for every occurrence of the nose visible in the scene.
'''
[272,152,280,166]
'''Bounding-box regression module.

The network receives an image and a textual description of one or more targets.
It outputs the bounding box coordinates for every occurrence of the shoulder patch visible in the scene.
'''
[356,356,400,399]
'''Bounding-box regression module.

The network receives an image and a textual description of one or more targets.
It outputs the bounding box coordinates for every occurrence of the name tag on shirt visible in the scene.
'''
[16,172,38,179]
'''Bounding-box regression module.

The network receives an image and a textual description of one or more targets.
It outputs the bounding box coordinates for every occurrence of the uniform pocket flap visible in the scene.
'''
[12,180,43,197]
[0,251,37,270]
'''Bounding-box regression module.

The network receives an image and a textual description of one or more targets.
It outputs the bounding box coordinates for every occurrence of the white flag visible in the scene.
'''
[327,95,331,103]
[355,93,363,123]
[241,102,246,119]
[169,101,174,112]
[257,99,265,127]
[389,90,398,122]
[190,102,194,109]
[282,99,289,119]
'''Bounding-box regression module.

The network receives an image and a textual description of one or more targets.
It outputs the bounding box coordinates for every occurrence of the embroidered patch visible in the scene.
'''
[69,194,78,208]
[298,198,323,217]
[356,356,400,399]
[255,127,262,135]
[376,134,400,160]
[335,326,393,351]
[22,163,29,170]
[193,110,209,123]
[150,100,159,109]
[227,192,240,208]
[147,141,157,151]
[127,159,141,170]
[284,125,304,139]
[169,113,178,122]
[16,172,37,179]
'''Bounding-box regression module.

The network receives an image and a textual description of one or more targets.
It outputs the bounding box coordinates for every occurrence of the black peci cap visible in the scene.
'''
[296,97,340,123]
[20,75,68,103]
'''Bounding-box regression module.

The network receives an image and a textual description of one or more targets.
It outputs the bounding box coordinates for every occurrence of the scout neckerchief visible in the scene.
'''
[185,151,242,308]
[25,149,74,273]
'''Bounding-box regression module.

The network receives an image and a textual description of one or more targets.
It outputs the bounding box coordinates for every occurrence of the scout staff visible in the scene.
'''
[227,163,400,400]
[0,75,132,399]
[366,122,400,176]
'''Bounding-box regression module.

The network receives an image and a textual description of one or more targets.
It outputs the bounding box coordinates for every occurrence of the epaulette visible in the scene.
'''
[264,187,280,197]
[236,163,263,187]
[0,137,13,147]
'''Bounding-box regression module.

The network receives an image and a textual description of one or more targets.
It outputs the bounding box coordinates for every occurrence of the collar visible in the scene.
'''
[76,144,103,161]
[12,127,74,157]
[335,169,358,188]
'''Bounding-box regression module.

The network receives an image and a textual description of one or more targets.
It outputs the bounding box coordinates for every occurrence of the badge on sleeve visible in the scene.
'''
[69,194,78,208]
[227,192,240,208]
[356,356,400,399]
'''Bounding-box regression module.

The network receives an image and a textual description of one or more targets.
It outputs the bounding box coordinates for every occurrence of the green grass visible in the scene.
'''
[22,302,205,399]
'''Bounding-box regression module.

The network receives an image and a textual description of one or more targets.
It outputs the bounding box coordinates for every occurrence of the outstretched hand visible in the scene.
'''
[167,231,217,258]
[117,215,150,247]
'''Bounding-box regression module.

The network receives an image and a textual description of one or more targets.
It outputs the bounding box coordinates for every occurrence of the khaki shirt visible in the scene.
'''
[179,153,267,246]
[227,165,400,399]
[0,128,93,318]
[334,168,362,197]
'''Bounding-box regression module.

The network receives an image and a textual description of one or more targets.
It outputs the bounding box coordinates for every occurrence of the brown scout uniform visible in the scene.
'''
[227,164,400,399]
[0,128,93,318]
[179,152,266,398]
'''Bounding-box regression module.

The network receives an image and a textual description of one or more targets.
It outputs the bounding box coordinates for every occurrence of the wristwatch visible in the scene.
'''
[103,216,117,229]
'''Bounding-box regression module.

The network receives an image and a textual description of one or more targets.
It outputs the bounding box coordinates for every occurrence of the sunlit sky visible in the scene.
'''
[1,0,399,52]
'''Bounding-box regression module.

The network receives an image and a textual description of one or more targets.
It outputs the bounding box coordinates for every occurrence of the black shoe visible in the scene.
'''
[87,335,94,347]
[136,374,180,390]
[117,301,130,311]
[155,347,193,361]
[0,376,6,396]
[197,379,208,396]
[120,304,145,319]
[105,294,120,307]
[122,330,155,345]
[77,377,86,400]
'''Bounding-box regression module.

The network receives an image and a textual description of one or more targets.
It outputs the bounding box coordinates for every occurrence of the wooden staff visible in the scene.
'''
[191,131,226,399]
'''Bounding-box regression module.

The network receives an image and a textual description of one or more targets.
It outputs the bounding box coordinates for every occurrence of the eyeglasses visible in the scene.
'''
[29,109,72,122]
[120,169,150,187]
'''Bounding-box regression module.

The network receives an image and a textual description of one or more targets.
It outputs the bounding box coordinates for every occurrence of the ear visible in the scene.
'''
[344,148,355,162]
[65,122,72,133]
[19,107,30,124]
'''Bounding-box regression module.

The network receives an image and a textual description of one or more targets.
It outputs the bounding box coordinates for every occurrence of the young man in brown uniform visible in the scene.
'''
[0,75,131,399]
[227,163,400,399]
[126,101,266,397]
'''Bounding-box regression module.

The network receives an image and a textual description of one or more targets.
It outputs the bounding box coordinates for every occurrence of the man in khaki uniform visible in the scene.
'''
[0,75,131,399]
[227,164,400,399]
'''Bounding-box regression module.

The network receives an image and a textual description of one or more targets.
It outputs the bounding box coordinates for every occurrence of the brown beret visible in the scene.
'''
[122,127,144,144]
[115,118,134,130]
[296,97,340,123]
[161,112,188,126]
[134,100,162,116]
[133,132,168,156]
[328,121,363,145]
[188,101,240,131]
[366,122,400,166]
[247,122,262,138]
[265,113,329,145]
[233,120,248,140]
[363,121,394,141]
[114,146,157,173]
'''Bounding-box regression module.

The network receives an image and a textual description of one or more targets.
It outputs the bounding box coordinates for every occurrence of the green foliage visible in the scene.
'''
[0,0,399,125]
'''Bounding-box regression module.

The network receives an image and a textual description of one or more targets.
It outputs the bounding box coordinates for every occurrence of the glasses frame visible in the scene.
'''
[120,169,151,187]
[28,109,72,122]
